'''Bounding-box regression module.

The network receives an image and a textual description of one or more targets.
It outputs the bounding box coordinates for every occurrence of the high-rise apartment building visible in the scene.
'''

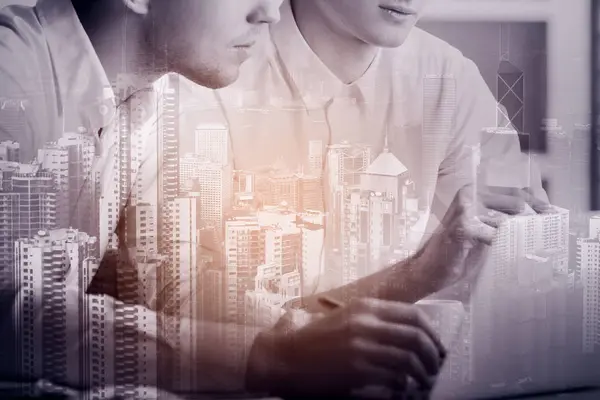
[15,229,99,388]
[157,74,180,256]
[224,216,265,367]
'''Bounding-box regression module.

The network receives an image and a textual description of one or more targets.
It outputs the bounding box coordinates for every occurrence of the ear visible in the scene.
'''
[122,0,150,15]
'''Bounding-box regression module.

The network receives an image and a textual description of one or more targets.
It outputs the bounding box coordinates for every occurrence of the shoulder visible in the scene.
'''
[0,5,49,96]
[0,5,54,161]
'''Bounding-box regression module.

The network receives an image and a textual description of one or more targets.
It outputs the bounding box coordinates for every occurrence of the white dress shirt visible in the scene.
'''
[179,0,548,307]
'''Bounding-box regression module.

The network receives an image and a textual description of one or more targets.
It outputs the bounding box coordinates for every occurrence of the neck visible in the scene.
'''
[291,0,378,84]
[76,3,161,103]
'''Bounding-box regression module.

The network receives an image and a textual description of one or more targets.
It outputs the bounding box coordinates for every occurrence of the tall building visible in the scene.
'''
[267,172,299,211]
[125,202,158,257]
[265,225,302,276]
[38,144,70,229]
[578,230,600,354]
[160,197,202,391]
[224,216,265,367]
[472,207,570,382]
[497,60,524,134]
[14,229,100,389]
[326,142,371,251]
[0,140,20,162]
[57,133,95,235]
[299,217,325,297]
[298,175,323,212]
[196,162,232,232]
[0,165,57,275]
[157,73,180,256]
[194,123,229,165]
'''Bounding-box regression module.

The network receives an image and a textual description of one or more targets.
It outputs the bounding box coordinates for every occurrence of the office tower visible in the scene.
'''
[298,175,323,212]
[497,60,524,134]
[157,73,180,256]
[224,216,265,367]
[308,140,324,177]
[157,196,202,391]
[472,207,570,383]
[195,162,233,232]
[15,229,99,388]
[422,76,456,206]
[578,234,600,354]
[194,123,229,165]
[267,172,300,211]
[0,140,20,162]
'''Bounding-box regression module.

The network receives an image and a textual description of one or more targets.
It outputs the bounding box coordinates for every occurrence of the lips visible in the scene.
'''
[233,41,256,49]
[379,4,418,16]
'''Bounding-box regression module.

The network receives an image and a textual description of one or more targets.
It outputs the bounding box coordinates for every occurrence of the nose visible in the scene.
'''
[247,0,283,25]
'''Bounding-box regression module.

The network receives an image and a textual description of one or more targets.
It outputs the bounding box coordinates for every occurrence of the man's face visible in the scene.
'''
[312,0,427,48]
[146,0,282,89]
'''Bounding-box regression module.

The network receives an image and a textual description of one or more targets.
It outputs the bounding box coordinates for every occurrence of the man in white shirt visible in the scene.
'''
[178,0,551,395]
[0,0,284,396]
[0,0,469,397]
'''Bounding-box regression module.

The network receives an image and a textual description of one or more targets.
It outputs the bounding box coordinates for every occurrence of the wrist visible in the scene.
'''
[408,246,447,299]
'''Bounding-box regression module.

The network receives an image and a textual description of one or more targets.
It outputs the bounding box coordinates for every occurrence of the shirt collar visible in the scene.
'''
[36,0,117,135]
[269,0,383,109]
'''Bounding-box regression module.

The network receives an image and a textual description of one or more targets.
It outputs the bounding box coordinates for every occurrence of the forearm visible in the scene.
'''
[302,247,441,312]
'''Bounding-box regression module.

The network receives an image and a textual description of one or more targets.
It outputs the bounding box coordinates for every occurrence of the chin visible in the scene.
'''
[367,28,414,48]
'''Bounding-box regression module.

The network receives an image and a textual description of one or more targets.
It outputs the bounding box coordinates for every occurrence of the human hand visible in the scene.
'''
[418,184,551,293]
[247,298,446,397]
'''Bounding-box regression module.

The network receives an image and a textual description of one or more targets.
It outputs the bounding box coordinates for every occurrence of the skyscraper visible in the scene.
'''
[194,123,229,165]
[15,229,99,388]
[57,133,95,232]
[38,144,70,229]
[497,60,524,134]
[472,208,570,382]
[157,73,180,256]
[196,162,232,232]
[577,226,600,354]
[224,216,265,367]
